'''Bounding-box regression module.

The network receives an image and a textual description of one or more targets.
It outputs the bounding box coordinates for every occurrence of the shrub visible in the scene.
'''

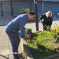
[18,28,32,33]
[26,31,58,59]
[19,8,29,15]
[51,23,59,38]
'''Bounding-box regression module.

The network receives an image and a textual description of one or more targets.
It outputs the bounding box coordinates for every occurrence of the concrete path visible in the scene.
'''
[0,16,59,59]
[0,17,23,59]
[0,17,14,59]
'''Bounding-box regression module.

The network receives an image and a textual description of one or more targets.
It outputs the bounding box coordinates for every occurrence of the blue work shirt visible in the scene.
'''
[5,14,28,33]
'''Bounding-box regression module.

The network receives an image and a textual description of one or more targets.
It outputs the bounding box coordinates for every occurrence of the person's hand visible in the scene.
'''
[27,33,31,37]
[42,19,44,21]
[40,21,42,23]
[48,26,50,28]
[24,33,31,38]
[40,19,44,23]
[47,26,50,30]
[25,30,27,33]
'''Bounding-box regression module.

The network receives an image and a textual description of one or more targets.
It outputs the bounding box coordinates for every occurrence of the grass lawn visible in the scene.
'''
[26,31,59,59]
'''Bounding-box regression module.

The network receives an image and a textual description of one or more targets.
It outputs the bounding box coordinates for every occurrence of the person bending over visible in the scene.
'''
[4,11,35,59]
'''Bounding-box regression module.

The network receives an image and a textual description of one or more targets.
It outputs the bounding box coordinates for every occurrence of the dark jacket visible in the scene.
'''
[40,14,53,26]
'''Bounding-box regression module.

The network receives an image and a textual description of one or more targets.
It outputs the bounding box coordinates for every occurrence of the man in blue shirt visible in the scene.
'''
[5,11,35,59]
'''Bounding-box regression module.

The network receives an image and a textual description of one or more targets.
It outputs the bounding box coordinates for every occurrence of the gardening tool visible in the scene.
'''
[25,33,31,39]
[19,32,31,39]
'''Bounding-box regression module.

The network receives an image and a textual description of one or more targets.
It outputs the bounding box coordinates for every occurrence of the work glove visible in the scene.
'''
[19,32,31,38]
[19,33,25,38]
[40,21,43,23]
[40,19,44,23]
[42,19,44,21]
[48,26,50,29]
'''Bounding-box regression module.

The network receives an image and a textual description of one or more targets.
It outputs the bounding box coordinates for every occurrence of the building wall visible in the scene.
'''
[0,1,59,17]
[37,2,42,16]
[43,2,59,15]
[12,2,30,16]
[31,2,42,17]
[43,0,59,2]
[2,2,11,16]
[0,1,42,17]
[12,2,42,16]
[0,2,1,16]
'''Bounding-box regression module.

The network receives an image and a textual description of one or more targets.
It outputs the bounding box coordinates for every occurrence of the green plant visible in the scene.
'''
[44,25,51,31]
[26,31,58,59]
[19,8,29,15]
[27,31,54,48]
[26,28,32,31]
[51,23,59,38]
[18,28,32,33]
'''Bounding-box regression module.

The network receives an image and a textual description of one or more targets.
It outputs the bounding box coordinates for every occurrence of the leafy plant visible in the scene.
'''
[44,25,51,31]
[51,23,59,38]
[18,28,32,33]
[19,8,29,15]
[26,28,32,31]
[26,31,58,59]
[27,31,54,49]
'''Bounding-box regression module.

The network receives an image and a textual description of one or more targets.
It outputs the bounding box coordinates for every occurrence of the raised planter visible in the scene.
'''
[19,37,59,59]
[19,37,34,59]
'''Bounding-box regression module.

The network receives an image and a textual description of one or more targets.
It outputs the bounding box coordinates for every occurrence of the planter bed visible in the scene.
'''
[19,31,59,59]
[26,31,59,59]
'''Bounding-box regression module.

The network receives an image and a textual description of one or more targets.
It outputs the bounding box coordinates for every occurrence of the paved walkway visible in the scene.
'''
[0,16,59,59]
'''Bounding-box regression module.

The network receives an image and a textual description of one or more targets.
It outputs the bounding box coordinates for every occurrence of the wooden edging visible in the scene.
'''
[19,37,59,59]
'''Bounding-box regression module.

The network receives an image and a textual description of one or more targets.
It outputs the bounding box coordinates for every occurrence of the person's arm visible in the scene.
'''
[19,18,26,33]
[39,14,45,23]
[19,18,31,38]
[39,14,45,20]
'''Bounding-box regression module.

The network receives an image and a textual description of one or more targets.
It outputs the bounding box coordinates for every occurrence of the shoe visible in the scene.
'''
[18,53,23,58]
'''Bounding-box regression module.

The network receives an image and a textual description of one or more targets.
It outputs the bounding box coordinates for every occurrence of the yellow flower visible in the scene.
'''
[46,26,47,27]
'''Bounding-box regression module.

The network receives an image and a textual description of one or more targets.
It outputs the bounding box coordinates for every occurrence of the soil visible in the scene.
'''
[29,36,59,51]
[28,36,59,59]
[46,41,59,51]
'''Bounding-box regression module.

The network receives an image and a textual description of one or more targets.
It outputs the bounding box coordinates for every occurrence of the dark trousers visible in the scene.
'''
[6,31,20,59]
